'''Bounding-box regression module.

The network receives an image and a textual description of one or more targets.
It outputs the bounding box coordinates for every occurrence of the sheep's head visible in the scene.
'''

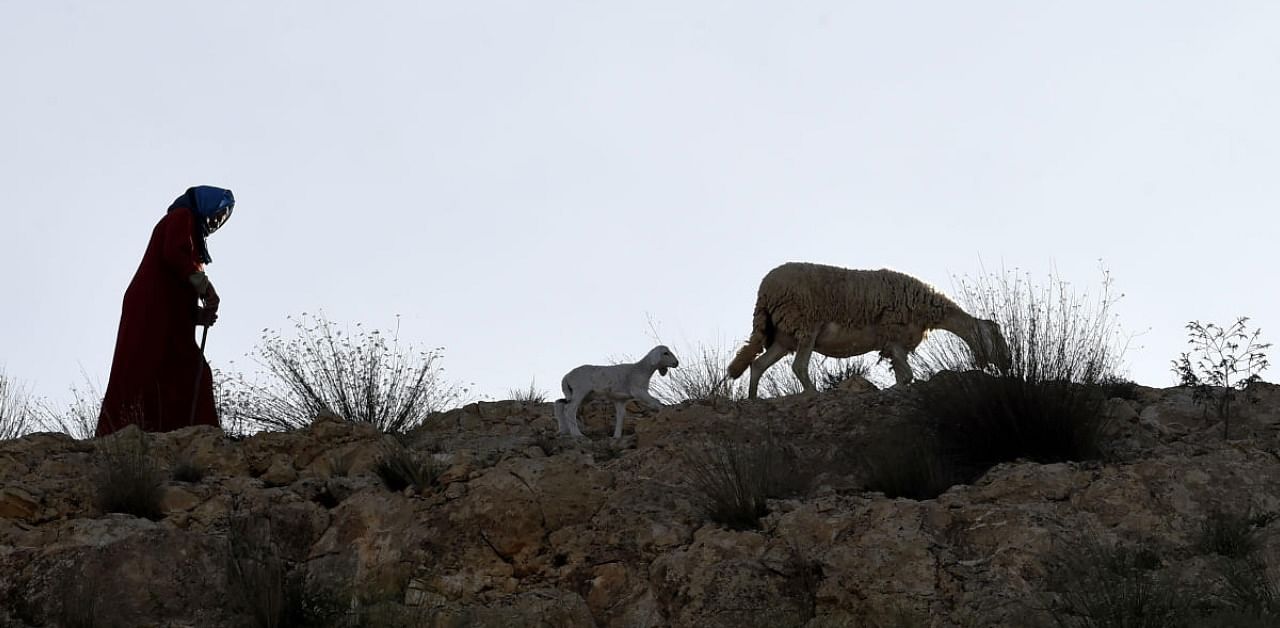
[975,319,1012,373]
[645,345,680,376]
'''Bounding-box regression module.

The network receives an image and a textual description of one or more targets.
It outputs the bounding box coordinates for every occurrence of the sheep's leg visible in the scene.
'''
[612,401,627,439]
[748,343,789,399]
[792,331,818,394]
[888,344,914,386]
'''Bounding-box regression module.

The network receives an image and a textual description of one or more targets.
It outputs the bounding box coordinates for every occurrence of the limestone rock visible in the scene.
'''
[1,383,1279,626]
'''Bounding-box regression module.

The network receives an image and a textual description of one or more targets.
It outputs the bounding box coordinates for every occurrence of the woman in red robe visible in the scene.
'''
[96,186,235,436]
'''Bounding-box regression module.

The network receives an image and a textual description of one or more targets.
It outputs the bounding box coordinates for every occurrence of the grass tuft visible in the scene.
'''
[374,443,443,493]
[1046,537,1191,628]
[1217,557,1280,621]
[649,341,748,404]
[1197,506,1276,559]
[94,432,165,520]
[923,372,1109,478]
[685,434,811,530]
[861,428,959,500]
[508,380,548,404]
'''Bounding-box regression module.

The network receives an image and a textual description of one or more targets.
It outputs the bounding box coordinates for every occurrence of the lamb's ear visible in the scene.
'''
[659,367,669,377]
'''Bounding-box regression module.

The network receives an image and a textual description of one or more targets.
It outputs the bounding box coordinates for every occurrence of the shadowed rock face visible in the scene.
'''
[2,383,1280,627]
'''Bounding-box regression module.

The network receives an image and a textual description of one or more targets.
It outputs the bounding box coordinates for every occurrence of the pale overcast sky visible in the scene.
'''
[3,2,1278,406]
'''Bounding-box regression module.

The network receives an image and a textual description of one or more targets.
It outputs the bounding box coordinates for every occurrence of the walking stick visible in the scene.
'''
[189,324,209,426]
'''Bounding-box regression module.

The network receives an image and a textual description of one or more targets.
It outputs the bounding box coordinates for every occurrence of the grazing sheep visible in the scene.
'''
[727,262,1010,398]
[554,346,680,438]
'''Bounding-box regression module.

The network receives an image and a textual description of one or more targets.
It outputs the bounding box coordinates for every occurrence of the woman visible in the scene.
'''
[96,186,235,436]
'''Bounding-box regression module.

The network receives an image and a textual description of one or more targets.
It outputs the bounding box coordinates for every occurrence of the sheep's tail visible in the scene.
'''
[727,305,770,379]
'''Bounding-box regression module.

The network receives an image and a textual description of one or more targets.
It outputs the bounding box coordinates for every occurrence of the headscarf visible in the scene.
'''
[167,186,235,264]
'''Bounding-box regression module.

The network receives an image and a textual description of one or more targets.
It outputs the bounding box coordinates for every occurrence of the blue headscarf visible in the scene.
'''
[168,186,235,264]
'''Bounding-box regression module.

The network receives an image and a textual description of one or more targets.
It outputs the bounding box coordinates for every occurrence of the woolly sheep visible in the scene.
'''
[727,262,1011,398]
[553,345,680,438]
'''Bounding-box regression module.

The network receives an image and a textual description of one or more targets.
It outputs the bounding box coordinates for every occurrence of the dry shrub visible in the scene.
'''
[914,267,1127,384]
[924,372,1110,480]
[912,269,1127,480]
[222,313,471,433]
[0,369,38,440]
[36,374,104,439]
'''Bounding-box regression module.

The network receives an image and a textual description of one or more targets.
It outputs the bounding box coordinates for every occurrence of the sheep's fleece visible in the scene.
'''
[728,262,1006,395]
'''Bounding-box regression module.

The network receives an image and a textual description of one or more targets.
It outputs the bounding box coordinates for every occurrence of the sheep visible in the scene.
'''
[727,262,1011,399]
[553,345,680,438]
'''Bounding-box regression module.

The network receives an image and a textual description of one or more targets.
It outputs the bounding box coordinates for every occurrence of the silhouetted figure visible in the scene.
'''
[97,186,234,436]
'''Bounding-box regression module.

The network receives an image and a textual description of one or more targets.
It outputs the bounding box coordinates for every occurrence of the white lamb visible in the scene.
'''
[553,345,680,438]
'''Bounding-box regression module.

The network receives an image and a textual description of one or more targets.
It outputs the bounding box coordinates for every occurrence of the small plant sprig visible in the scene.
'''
[1172,318,1271,439]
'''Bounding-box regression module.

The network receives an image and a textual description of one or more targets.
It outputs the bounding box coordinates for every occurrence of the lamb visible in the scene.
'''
[553,345,680,438]
[727,262,1011,399]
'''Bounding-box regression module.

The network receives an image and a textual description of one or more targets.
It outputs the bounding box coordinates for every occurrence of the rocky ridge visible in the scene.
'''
[2,381,1280,627]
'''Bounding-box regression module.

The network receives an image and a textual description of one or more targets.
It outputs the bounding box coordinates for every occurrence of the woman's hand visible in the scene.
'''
[196,306,219,327]
[202,281,220,312]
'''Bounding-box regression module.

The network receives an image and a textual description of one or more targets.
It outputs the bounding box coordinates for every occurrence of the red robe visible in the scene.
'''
[97,208,218,436]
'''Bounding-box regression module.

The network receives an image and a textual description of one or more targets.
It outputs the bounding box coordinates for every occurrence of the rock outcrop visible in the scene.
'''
[2,382,1280,627]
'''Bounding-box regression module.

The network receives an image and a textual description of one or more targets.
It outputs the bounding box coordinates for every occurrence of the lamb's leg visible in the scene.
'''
[748,343,789,399]
[564,397,586,437]
[792,331,818,394]
[636,391,663,410]
[888,344,913,386]
[612,401,627,439]
[554,400,568,435]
